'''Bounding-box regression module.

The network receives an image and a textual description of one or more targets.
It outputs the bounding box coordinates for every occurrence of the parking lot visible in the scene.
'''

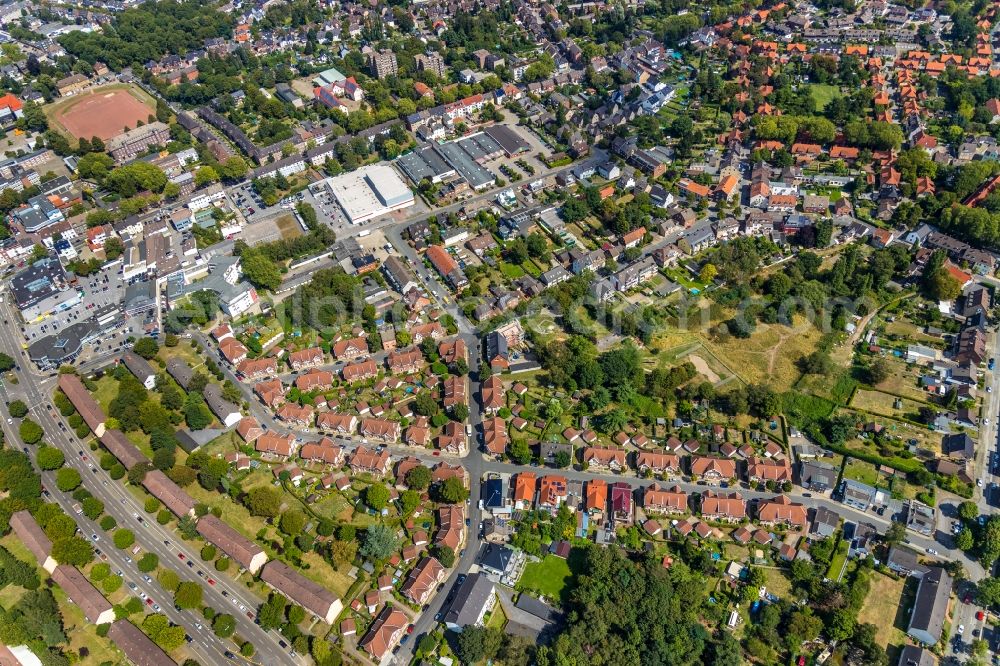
[20,271,125,343]
[226,184,288,224]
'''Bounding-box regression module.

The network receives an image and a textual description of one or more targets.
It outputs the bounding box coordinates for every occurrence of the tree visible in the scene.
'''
[360,524,397,561]
[959,501,979,521]
[279,510,306,536]
[213,614,236,638]
[405,465,431,490]
[246,487,281,517]
[133,337,159,359]
[56,467,81,491]
[699,263,718,283]
[413,391,439,417]
[364,483,390,511]
[978,577,1000,608]
[554,450,571,468]
[431,544,455,567]
[884,521,906,545]
[174,581,203,609]
[81,496,104,520]
[0,352,14,372]
[455,626,503,664]
[184,393,212,430]
[19,419,43,445]
[925,268,961,301]
[257,594,287,631]
[158,568,180,593]
[194,166,219,187]
[51,536,93,566]
[36,445,65,470]
[399,489,420,517]
[868,358,892,385]
[137,552,159,572]
[434,476,469,504]
[241,251,282,291]
[113,529,135,549]
[157,625,186,651]
[509,438,532,465]
[957,528,975,551]
[8,400,27,417]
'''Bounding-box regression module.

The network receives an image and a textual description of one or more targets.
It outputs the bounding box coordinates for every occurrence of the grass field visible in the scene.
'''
[699,316,823,386]
[499,262,525,279]
[44,83,157,145]
[761,567,792,601]
[517,555,572,602]
[858,572,909,648]
[842,457,879,486]
[810,84,843,112]
[275,213,303,240]
[851,388,929,421]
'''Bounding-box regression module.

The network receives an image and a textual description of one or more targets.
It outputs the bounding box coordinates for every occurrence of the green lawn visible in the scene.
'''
[810,84,842,111]
[499,262,525,279]
[517,555,571,602]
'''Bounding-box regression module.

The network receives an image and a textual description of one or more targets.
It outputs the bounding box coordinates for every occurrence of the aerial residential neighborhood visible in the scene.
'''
[4,0,1000,664]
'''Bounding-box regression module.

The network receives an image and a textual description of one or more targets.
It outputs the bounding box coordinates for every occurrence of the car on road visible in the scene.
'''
[207,578,215,586]
[979,479,984,487]
[145,598,153,606]
[959,624,965,635]
[977,611,986,621]
[91,533,99,541]
[224,652,235,660]
[187,560,194,568]
[143,575,153,583]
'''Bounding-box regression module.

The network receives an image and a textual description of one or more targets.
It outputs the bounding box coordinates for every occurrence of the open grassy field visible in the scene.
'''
[858,572,909,648]
[883,320,945,348]
[275,213,303,240]
[842,457,879,486]
[45,83,157,145]
[868,356,934,402]
[517,555,572,603]
[699,316,824,386]
[851,388,930,422]
[761,567,793,601]
[810,84,843,111]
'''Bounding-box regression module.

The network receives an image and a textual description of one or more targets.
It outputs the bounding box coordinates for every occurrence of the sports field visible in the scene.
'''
[46,84,156,143]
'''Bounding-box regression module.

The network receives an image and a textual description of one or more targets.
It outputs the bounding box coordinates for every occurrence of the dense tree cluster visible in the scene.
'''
[59,0,233,70]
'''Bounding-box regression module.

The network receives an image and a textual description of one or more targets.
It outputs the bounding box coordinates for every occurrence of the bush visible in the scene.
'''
[157,509,172,525]
[8,400,27,418]
[240,642,255,657]
[144,497,160,513]
[200,545,217,561]
[215,557,231,572]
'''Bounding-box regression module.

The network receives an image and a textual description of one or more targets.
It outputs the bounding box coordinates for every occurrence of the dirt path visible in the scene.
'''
[687,354,721,383]
[766,329,794,376]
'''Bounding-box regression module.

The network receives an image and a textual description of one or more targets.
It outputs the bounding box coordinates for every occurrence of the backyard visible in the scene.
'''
[857,572,910,648]
[517,554,573,603]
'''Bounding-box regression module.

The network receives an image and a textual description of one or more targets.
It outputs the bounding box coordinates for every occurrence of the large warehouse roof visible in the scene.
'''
[325,164,414,224]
